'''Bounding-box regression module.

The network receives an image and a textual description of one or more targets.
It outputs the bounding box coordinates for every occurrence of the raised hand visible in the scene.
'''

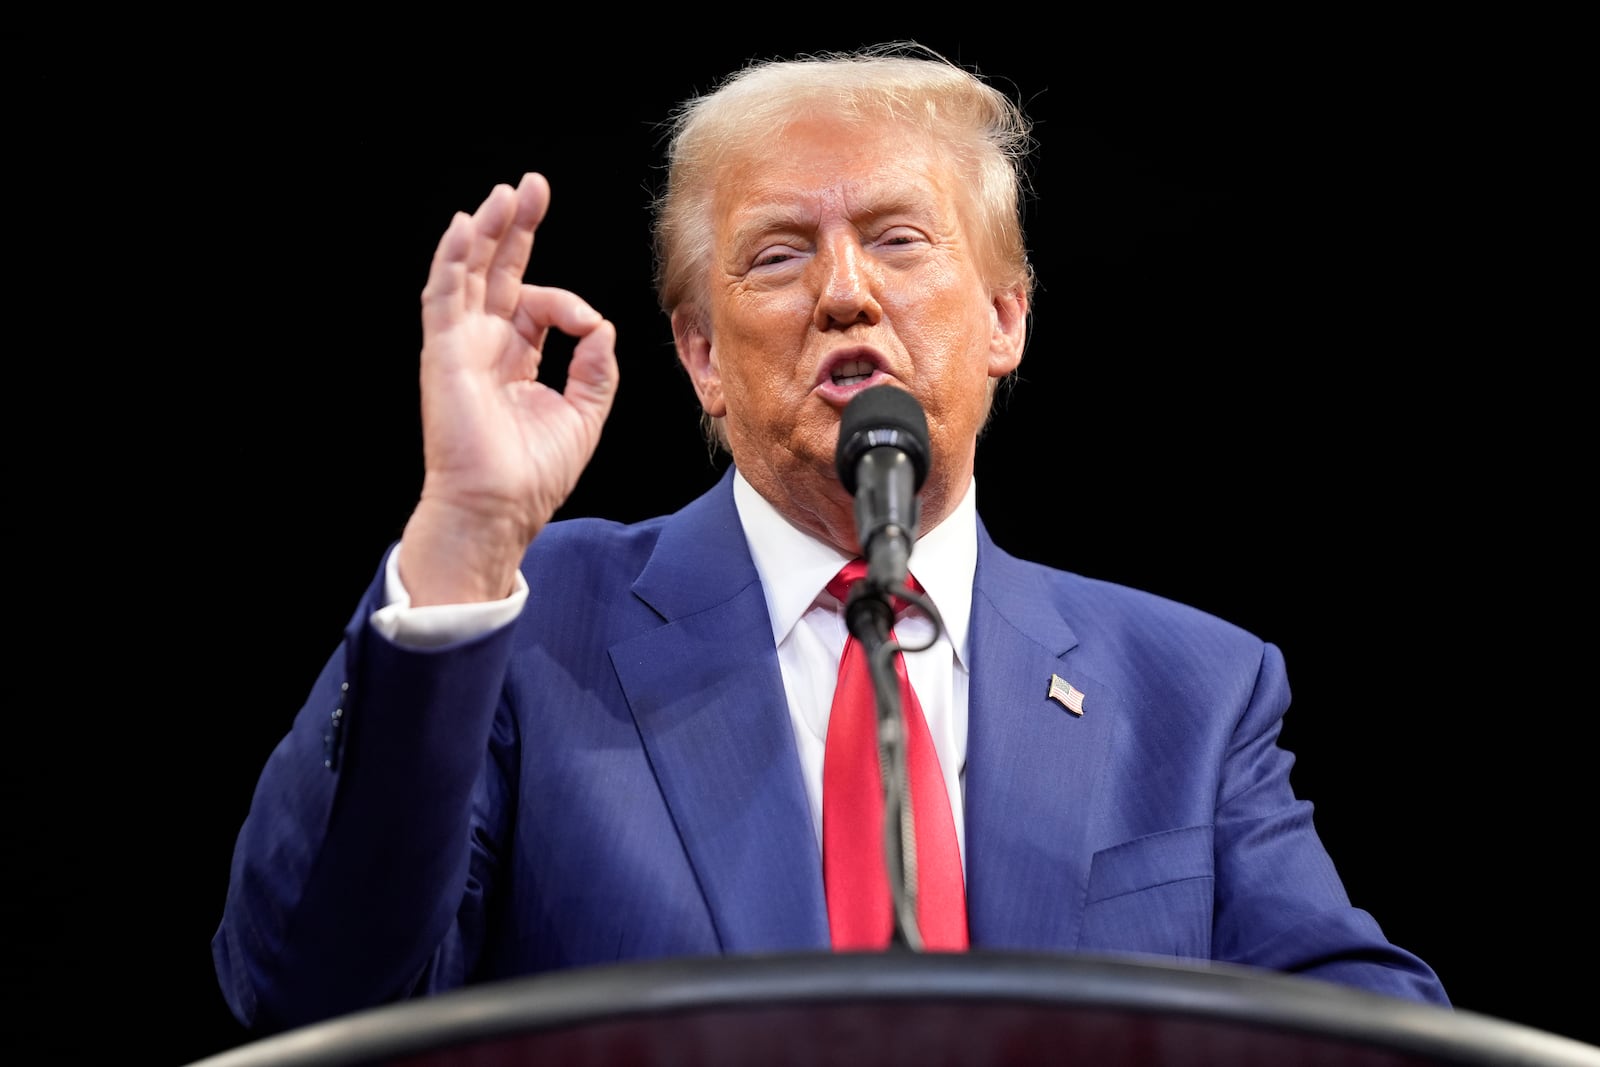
[400,173,619,606]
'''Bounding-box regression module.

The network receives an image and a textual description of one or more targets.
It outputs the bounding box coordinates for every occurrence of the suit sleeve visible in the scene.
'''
[1210,641,1450,1006]
[210,549,519,1034]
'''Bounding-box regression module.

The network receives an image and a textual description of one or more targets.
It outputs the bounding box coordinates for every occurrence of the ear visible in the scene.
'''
[986,286,1028,379]
[672,307,726,417]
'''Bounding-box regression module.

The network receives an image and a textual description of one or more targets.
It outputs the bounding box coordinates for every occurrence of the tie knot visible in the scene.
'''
[826,561,922,608]
[826,559,869,601]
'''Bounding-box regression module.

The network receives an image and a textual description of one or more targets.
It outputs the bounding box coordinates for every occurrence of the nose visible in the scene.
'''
[812,234,882,330]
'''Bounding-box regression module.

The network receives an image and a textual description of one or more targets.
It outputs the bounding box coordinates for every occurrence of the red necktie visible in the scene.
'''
[822,560,968,951]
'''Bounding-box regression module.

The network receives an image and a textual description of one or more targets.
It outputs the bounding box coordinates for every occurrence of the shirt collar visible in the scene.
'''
[732,467,977,667]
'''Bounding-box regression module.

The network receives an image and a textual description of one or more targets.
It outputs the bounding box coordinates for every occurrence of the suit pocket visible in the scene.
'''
[1078,825,1213,959]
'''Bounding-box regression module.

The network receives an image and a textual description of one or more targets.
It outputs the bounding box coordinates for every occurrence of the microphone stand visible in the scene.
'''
[844,576,946,952]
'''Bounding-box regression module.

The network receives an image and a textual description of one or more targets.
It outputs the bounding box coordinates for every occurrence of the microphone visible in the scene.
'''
[834,385,930,591]
[833,384,934,952]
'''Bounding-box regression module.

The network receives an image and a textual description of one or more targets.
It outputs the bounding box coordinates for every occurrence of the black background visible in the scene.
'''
[28,20,1589,1064]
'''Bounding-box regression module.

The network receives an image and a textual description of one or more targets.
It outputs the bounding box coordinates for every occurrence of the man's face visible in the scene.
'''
[673,116,1027,550]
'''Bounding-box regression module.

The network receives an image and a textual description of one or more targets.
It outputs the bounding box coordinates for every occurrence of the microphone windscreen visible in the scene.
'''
[834,385,931,494]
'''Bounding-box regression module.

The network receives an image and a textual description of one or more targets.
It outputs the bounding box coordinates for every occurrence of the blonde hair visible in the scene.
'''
[651,41,1037,452]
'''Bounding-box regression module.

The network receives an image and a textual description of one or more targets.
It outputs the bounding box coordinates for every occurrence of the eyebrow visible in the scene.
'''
[726,188,945,254]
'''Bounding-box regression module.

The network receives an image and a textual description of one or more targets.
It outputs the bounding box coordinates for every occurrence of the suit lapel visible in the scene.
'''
[964,525,1117,951]
[605,481,1118,955]
[609,471,830,953]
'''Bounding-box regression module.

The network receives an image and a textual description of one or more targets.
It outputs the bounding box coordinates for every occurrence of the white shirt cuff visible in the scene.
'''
[371,544,528,648]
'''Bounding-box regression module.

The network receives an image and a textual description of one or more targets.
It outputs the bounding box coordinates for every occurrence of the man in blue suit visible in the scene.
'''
[213,42,1448,1034]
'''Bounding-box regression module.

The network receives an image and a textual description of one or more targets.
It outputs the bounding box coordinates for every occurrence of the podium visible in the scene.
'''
[190,951,1599,1066]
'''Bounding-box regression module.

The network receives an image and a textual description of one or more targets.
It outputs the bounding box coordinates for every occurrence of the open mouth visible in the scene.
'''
[830,359,876,387]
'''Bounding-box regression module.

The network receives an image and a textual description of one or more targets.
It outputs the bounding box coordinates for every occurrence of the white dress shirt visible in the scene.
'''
[372,469,977,872]
[732,471,974,873]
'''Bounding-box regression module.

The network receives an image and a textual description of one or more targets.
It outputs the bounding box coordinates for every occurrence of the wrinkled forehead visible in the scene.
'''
[733,118,947,188]
[711,112,975,224]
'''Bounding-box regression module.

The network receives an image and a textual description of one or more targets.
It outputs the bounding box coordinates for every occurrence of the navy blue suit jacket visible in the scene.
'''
[214,468,1448,1031]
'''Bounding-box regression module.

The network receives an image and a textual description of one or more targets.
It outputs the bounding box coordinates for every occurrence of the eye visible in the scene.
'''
[754,248,801,267]
[874,226,927,250]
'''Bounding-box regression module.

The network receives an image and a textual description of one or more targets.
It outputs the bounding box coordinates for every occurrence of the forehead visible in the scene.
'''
[713,116,962,229]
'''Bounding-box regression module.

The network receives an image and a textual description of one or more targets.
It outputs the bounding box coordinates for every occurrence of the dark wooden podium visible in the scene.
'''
[188,951,1600,1066]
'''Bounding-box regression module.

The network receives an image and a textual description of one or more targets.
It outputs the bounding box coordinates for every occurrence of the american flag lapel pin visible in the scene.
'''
[1048,674,1086,716]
